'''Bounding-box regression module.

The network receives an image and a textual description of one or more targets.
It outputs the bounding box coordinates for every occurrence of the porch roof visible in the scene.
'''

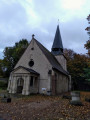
[12,66,40,75]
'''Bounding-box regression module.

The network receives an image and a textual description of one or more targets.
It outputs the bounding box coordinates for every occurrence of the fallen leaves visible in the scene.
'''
[0,92,90,120]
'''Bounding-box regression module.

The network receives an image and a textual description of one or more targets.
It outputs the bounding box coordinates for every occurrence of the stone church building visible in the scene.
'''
[8,25,71,95]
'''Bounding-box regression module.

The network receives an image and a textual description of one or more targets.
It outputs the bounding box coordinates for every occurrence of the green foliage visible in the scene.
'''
[85,40,90,49]
[2,39,29,77]
[0,81,8,89]
[64,49,90,90]
[84,69,90,80]
[84,40,90,56]
[85,14,90,56]
[83,61,90,83]
[0,59,4,77]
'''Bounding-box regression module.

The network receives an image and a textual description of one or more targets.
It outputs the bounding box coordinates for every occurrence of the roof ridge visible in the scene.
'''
[34,38,69,75]
[34,39,61,63]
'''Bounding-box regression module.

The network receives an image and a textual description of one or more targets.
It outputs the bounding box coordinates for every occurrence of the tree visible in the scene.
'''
[64,48,75,60]
[85,14,90,56]
[3,39,29,77]
[83,14,90,88]
[64,49,90,90]
[0,59,4,77]
[83,58,90,82]
[84,40,90,56]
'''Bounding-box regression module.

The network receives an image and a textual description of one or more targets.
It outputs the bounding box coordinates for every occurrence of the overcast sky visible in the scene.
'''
[0,0,90,59]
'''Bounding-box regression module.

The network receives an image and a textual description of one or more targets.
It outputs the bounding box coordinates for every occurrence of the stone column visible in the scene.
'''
[12,76,17,94]
[14,77,18,93]
[25,75,30,95]
[7,75,11,91]
[22,76,26,95]
[9,75,13,93]
[7,80,11,91]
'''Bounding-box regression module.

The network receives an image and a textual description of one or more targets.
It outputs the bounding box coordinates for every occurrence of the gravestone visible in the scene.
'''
[70,91,83,106]
[1,94,11,103]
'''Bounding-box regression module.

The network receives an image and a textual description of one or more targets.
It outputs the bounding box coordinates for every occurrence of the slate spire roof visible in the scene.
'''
[51,25,63,55]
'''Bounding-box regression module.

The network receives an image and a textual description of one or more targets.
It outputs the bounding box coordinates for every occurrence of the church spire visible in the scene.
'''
[51,25,63,55]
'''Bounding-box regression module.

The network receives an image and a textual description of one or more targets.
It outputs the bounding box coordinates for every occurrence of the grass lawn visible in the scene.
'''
[0,92,90,120]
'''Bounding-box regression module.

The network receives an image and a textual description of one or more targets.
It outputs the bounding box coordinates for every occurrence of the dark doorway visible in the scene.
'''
[30,76,33,87]
[17,78,24,93]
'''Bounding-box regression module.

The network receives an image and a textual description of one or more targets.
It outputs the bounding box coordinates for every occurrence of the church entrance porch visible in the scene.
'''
[8,74,39,95]
[15,74,39,95]
[8,66,40,95]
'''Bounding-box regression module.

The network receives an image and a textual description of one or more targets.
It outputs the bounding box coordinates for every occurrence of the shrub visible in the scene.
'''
[0,81,8,89]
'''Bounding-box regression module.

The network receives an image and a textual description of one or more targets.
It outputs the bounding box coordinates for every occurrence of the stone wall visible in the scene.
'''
[56,72,69,94]
[55,55,67,71]
[14,39,52,94]
[51,70,69,95]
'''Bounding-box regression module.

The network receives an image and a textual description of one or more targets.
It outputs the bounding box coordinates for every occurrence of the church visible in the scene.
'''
[7,25,71,95]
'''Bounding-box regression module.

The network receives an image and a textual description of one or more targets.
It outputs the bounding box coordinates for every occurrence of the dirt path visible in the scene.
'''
[0,93,90,120]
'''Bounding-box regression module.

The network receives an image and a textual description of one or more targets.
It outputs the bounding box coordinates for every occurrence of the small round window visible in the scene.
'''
[29,60,34,67]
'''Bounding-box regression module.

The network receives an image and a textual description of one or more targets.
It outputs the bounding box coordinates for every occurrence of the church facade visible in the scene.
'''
[7,25,71,95]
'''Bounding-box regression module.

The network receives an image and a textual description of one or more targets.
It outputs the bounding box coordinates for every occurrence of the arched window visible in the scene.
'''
[17,78,24,86]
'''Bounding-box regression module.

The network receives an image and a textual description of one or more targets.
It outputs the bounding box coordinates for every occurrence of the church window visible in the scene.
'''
[30,76,33,86]
[29,59,34,67]
[31,47,34,50]
[48,70,52,74]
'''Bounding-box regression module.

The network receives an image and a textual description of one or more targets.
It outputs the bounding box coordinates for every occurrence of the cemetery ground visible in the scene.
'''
[0,91,90,120]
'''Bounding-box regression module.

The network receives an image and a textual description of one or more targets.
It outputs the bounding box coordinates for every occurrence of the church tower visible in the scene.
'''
[51,25,67,71]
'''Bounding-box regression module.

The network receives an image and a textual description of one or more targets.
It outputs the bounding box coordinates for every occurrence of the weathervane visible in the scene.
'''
[58,19,59,25]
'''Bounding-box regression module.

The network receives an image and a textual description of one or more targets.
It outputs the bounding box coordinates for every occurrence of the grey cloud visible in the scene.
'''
[0,0,89,59]
[0,52,3,59]
[33,17,88,54]
[33,0,64,24]
[60,18,88,54]
[0,1,28,55]
[0,1,27,24]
